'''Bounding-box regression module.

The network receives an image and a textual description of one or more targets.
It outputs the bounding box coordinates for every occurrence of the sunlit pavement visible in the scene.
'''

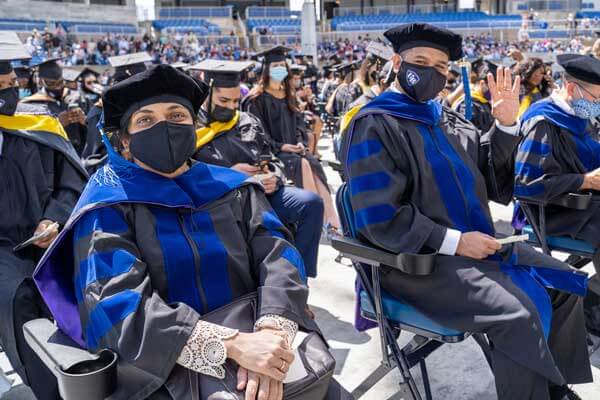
[2,135,599,399]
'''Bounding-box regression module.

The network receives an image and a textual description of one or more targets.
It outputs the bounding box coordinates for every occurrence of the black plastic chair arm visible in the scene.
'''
[517,192,592,210]
[331,236,437,275]
[23,319,117,400]
[322,159,343,173]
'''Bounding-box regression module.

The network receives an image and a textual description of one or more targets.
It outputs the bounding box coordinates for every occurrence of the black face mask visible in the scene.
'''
[129,121,196,174]
[398,61,447,103]
[0,87,19,116]
[211,104,236,123]
[45,87,64,100]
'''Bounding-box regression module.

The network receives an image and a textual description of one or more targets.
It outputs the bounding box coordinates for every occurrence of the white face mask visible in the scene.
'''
[571,85,600,119]
[270,66,288,82]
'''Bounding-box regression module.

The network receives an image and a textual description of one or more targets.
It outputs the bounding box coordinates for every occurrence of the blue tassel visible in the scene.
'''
[461,64,473,121]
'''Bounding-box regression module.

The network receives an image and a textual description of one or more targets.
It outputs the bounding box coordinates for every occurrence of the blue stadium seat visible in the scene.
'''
[331,11,521,31]
[152,18,221,35]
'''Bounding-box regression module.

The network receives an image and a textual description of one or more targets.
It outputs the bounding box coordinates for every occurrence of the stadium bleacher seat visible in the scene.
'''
[330,11,522,32]
[152,18,221,35]
[0,18,137,34]
[246,7,302,34]
[158,6,232,19]
[0,18,47,32]
[577,11,600,19]
[152,7,231,35]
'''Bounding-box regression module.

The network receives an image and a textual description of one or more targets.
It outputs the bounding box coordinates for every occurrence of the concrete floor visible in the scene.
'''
[2,136,600,399]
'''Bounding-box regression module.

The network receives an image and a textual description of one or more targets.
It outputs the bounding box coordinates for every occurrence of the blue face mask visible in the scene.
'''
[270,66,288,82]
[18,88,31,99]
[571,86,600,119]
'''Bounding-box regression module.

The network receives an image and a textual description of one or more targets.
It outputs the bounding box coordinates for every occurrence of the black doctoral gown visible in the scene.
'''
[453,95,494,133]
[193,109,285,182]
[81,103,107,174]
[245,91,329,191]
[0,117,87,383]
[19,89,88,156]
[341,91,591,399]
[516,98,600,246]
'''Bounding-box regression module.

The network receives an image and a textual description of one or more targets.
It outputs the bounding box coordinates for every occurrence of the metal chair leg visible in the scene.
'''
[419,359,433,400]
[350,364,394,399]
[472,333,493,369]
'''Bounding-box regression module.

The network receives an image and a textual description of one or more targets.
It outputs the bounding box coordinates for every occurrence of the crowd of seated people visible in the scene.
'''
[3,20,600,400]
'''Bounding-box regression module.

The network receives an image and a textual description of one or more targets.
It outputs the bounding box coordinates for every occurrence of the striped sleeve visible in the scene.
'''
[344,115,447,254]
[515,120,584,201]
[72,205,199,384]
[243,186,310,327]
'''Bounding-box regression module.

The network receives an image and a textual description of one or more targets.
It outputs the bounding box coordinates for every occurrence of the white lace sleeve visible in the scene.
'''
[177,320,239,379]
[254,314,299,347]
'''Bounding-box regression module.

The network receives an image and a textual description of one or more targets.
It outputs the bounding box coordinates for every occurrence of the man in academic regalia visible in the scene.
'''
[81,52,150,173]
[0,33,88,400]
[341,23,592,400]
[516,54,600,334]
[192,59,324,279]
[517,54,600,249]
[453,59,497,132]
[19,59,88,156]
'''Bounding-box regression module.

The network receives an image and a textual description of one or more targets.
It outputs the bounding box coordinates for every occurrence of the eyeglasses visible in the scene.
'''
[577,84,600,103]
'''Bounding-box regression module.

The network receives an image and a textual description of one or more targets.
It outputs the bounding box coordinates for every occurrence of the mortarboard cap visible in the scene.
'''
[384,23,463,61]
[191,59,255,88]
[290,64,306,75]
[62,68,81,82]
[557,53,600,85]
[0,32,31,74]
[170,61,189,70]
[109,52,151,83]
[257,46,292,63]
[103,65,209,131]
[62,67,98,82]
[36,58,63,80]
[13,66,31,79]
[366,41,393,62]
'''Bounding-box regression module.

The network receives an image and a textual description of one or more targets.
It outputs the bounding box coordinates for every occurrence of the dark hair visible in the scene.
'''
[252,62,299,112]
[516,57,545,92]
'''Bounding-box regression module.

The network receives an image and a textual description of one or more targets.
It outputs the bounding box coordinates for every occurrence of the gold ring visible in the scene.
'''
[280,360,287,371]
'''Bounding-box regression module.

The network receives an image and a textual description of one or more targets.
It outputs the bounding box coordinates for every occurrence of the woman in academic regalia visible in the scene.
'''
[516,57,550,117]
[244,46,340,232]
[34,65,320,400]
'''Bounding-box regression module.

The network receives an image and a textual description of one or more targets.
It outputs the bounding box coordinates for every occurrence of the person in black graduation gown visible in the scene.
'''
[516,55,600,334]
[81,52,150,173]
[0,44,88,400]
[192,59,324,279]
[244,46,340,232]
[453,59,497,132]
[341,23,592,400]
[19,59,88,156]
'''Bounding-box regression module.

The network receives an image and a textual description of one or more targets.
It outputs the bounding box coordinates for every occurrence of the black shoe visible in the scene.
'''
[549,385,582,400]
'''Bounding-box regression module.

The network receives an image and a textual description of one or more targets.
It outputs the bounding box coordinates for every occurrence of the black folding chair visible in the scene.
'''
[332,183,491,400]
[516,192,600,295]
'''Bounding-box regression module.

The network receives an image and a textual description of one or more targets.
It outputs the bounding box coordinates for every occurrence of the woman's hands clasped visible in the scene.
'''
[225,330,293,400]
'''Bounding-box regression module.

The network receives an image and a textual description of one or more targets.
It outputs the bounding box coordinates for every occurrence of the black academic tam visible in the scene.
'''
[103,65,209,130]
[384,23,463,61]
[557,53,600,85]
